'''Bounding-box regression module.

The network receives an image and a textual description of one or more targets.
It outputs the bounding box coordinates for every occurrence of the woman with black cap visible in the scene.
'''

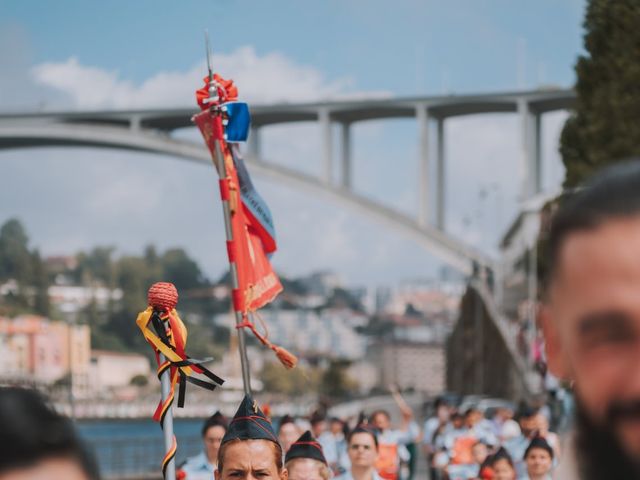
[285,431,331,480]
[215,394,288,480]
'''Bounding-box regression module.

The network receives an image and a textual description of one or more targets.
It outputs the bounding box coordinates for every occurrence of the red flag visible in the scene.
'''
[193,111,282,312]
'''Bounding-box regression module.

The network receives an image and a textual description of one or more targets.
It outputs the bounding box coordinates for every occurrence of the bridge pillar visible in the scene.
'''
[248,126,261,157]
[518,99,542,199]
[319,109,333,185]
[340,122,352,188]
[436,117,446,230]
[416,104,430,227]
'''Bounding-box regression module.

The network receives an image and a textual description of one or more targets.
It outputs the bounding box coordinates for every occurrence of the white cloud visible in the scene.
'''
[31,46,390,110]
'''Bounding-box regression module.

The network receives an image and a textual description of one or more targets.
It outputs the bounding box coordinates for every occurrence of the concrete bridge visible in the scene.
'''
[0,88,574,275]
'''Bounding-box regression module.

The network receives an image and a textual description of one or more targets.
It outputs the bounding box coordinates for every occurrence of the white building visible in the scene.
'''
[90,350,151,391]
[215,307,369,360]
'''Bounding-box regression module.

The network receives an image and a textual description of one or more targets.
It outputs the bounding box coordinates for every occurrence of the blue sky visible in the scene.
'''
[0,0,586,286]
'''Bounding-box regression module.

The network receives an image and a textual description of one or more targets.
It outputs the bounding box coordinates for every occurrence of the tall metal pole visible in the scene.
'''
[158,352,176,480]
[204,31,252,396]
[213,140,253,395]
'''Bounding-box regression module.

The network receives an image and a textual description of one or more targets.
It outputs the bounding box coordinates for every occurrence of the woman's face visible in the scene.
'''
[526,448,553,477]
[492,458,516,480]
[347,432,378,469]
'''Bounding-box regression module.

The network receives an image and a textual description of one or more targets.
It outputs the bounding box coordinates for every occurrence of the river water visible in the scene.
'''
[76,418,205,477]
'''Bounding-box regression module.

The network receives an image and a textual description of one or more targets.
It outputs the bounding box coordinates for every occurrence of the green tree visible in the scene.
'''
[31,250,50,317]
[162,248,205,291]
[0,218,32,284]
[261,361,320,395]
[320,360,358,399]
[560,0,640,187]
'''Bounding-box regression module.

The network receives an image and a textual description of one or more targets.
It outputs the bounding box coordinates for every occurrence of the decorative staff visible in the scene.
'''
[193,36,297,395]
[137,282,225,480]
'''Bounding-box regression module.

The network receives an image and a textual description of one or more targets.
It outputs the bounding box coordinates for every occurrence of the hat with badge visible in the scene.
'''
[221,394,279,446]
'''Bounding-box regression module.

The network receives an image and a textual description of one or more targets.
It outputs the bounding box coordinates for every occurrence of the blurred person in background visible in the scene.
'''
[284,431,331,480]
[481,448,516,480]
[311,412,341,474]
[422,397,451,479]
[503,406,540,477]
[521,437,554,480]
[445,440,490,480]
[541,161,640,478]
[492,407,521,444]
[278,415,301,453]
[530,413,560,460]
[369,408,418,480]
[336,426,380,480]
[0,387,99,480]
[181,411,228,479]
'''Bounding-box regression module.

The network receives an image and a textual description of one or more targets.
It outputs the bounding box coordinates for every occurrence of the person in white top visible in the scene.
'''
[336,426,382,480]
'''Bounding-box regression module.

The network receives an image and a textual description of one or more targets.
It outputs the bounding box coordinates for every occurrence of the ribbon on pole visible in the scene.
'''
[193,73,297,370]
[137,282,225,479]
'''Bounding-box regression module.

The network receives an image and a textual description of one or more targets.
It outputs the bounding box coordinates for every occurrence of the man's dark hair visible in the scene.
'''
[547,160,640,285]
[0,387,99,479]
[201,412,228,437]
[347,425,379,448]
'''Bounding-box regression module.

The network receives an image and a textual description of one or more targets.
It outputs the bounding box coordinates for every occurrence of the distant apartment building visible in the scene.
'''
[0,315,91,396]
[48,285,123,317]
[90,350,151,391]
[215,307,369,360]
[369,340,445,395]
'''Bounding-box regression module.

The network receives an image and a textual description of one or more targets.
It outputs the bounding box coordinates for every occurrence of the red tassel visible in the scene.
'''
[272,344,298,369]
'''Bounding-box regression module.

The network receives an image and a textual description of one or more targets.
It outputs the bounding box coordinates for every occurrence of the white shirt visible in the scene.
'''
[180,451,216,480]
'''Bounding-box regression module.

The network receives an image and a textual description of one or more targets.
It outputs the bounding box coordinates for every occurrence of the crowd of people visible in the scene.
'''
[179,394,561,480]
[423,398,558,480]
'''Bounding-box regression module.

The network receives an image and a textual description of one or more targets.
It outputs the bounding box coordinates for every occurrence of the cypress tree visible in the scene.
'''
[560,0,640,187]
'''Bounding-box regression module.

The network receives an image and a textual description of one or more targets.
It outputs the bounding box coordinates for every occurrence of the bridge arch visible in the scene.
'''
[0,122,493,274]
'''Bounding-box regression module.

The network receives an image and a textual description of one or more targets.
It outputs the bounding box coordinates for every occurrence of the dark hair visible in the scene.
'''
[201,413,228,437]
[0,387,99,479]
[433,396,449,409]
[369,409,390,423]
[524,436,554,460]
[547,160,640,286]
[218,439,283,474]
[277,415,296,434]
[484,447,514,469]
[310,412,326,426]
[347,425,379,448]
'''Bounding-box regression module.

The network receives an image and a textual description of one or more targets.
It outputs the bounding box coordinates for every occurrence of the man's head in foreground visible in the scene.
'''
[0,387,99,480]
[541,160,640,474]
[215,395,287,480]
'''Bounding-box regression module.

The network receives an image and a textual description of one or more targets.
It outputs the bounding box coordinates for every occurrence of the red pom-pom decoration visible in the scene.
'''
[148,282,178,311]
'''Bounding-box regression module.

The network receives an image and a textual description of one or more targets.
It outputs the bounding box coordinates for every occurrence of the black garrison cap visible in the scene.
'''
[221,394,279,445]
[284,431,327,465]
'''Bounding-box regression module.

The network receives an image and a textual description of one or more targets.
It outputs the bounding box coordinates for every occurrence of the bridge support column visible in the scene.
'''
[436,117,446,230]
[319,109,333,185]
[416,104,430,227]
[518,99,542,199]
[340,122,351,188]
[248,126,261,157]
